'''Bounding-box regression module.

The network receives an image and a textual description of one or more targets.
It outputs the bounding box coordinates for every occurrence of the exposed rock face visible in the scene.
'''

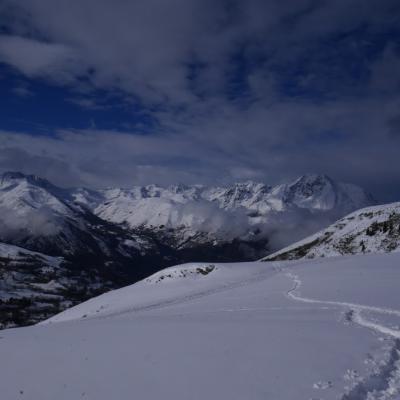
[263,202,400,261]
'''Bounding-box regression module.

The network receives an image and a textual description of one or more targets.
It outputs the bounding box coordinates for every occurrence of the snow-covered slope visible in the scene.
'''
[0,172,73,237]
[263,202,400,261]
[0,172,169,281]
[2,253,400,399]
[0,172,157,259]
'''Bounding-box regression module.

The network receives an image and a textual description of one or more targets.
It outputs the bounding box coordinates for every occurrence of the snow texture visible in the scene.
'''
[2,252,400,399]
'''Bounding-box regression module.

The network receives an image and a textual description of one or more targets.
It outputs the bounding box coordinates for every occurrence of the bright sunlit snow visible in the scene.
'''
[1,253,400,399]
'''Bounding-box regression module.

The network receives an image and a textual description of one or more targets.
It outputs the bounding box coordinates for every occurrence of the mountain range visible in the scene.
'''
[0,171,375,327]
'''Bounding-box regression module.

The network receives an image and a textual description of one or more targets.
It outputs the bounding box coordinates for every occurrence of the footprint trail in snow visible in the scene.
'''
[284,271,400,399]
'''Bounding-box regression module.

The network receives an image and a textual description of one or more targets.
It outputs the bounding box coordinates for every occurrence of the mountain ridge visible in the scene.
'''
[0,170,378,259]
[262,201,400,261]
[0,170,377,327]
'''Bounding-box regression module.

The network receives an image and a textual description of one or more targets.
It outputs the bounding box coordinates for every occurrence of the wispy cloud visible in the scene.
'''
[0,0,399,199]
[11,84,34,98]
[0,35,78,81]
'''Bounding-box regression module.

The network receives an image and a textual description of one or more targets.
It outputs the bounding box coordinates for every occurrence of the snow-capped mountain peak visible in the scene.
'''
[0,171,73,219]
[285,174,336,205]
[271,173,373,214]
[0,170,377,264]
[0,171,58,192]
[81,173,373,232]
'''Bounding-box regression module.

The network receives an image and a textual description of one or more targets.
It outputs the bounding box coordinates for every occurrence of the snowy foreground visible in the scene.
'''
[2,253,400,400]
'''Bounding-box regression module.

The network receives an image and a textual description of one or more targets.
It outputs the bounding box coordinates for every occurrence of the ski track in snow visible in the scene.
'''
[43,259,400,399]
[283,269,400,400]
[285,271,400,338]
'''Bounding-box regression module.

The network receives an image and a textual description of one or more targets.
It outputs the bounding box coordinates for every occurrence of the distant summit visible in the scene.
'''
[0,171,375,242]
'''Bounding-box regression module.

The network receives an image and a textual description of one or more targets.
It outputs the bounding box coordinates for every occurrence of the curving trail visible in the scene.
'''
[284,271,400,400]
[285,271,400,339]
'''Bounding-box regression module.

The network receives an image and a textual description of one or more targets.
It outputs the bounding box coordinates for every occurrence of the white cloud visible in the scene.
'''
[0,35,78,80]
[0,0,399,200]
[1,84,400,201]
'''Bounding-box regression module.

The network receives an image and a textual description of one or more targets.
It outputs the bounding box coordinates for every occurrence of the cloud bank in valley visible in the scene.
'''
[0,205,62,241]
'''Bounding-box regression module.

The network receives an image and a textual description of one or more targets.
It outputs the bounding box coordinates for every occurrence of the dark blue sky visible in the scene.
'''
[0,65,158,134]
[0,0,399,200]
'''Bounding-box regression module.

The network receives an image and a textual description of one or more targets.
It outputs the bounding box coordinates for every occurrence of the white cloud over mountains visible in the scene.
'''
[0,1,399,199]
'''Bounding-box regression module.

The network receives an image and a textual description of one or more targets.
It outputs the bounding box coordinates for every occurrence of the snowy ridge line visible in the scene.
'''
[94,270,276,319]
[263,201,400,261]
[45,267,278,324]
